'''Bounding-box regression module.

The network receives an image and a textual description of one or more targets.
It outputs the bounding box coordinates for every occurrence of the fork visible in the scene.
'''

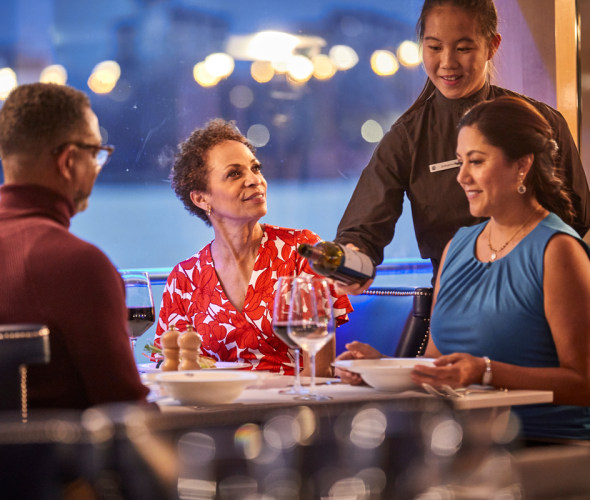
[422,383,502,398]
[442,385,506,397]
[422,383,454,398]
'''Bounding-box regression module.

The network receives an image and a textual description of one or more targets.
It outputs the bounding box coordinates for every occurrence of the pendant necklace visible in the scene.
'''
[487,210,540,262]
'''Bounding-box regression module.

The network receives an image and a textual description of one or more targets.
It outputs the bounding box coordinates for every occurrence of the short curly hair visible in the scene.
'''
[0,83,91,157]
[171,119,256,226]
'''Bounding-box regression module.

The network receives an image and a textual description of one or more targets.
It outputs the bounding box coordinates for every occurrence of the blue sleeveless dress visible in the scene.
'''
[431,213,590,440]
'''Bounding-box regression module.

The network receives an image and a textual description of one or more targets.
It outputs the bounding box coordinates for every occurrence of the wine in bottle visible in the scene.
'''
[297,241,375,285]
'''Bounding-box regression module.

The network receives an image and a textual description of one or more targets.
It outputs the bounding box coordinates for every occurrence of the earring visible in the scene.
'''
[206,205,211,217]
[517,173,527,194]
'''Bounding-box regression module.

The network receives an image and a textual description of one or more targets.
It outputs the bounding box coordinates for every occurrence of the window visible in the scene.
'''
[0,0,424,269]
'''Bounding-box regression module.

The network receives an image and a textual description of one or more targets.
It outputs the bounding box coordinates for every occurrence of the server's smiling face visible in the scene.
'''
[422,4,500,100]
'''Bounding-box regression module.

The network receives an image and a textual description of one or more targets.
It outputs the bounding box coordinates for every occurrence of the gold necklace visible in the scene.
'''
[487,210,540,262]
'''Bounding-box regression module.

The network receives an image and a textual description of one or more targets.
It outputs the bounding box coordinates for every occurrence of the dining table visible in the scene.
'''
[153,375,553,411]
[145,371,553,430]
[132,370,556,499]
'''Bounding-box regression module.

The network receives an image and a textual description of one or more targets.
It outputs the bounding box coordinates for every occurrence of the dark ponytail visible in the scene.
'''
[458,96,575,224]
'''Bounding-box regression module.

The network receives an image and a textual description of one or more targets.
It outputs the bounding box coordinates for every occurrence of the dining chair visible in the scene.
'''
[336,286,433,357]
[393,287,433,357]
[0,324,50,422]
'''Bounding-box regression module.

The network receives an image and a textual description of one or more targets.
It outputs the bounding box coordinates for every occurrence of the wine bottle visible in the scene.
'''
[297,241,375,285]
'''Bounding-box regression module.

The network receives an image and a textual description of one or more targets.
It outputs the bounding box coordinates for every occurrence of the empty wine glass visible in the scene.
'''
[121,270,155,352]
[288,277,335,401]
[273,276,308,395]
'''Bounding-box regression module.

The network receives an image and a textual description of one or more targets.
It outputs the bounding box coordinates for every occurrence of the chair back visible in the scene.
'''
[0,324,50,420]
[394,287,433,357]
[336,287,433,357]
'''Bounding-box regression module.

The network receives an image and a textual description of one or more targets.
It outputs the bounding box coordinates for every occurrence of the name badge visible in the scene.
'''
[429,159,460,173]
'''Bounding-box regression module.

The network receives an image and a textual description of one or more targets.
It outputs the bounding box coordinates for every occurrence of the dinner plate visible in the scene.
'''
[137,361,251,374]
[334,357,436,392]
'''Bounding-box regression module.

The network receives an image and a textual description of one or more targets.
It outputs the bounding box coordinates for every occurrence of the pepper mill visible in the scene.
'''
[178,324,202,370]
[160,324,180,371]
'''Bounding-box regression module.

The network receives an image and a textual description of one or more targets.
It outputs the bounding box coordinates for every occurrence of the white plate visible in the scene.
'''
[334,358,436,392]
[155,370,258,405]
[137,361,251,374]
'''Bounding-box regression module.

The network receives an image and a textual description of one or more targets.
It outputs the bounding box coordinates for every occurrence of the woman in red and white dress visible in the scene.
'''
[155,119,352,375]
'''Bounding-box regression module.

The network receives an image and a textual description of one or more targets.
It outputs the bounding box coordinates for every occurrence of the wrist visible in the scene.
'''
[481,356,493,386]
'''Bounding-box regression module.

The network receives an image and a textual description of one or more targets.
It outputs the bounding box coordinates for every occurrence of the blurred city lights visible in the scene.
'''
[5,28,420,99]
[340,15,364,38]
[193,62,219,87]
[40,64,68,85]
[312,54,337,80]
[329,45,359,70]
[177,432,217,466]
[430,419,463,456]
[229,85,254,108]
[87,60,121,94]
[262,414,299,450]
[250,61,275,83]
[0,67,17,100]
[361,119,384,143]
[294,406,317,445]
[286,55,314,83]
[234,423,262,460]
[204,52,235,79]
[349,407,387,449]
[227,30,325,62]
[240,30,299,63]
[329,477,368,498]
[356,467,387,496]
[397,40,422,67]
[370,50,399,76]
[271,59,289,74]
[247,123,270,147]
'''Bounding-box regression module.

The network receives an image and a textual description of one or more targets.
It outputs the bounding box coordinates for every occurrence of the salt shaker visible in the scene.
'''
[160,324,180,371]
[178,324,202,370]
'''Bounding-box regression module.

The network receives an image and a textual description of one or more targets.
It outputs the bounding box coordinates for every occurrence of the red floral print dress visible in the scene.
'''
[154,225,353,374]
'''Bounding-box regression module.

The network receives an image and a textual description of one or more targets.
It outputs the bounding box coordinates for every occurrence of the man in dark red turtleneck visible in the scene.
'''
[0,83,149,409]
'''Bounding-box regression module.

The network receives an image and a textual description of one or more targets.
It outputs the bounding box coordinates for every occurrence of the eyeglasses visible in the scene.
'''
[53,142,115,168]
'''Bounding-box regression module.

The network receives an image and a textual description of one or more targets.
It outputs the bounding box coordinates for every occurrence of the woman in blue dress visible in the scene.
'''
[340,96,590,440]
[410,96,590,440]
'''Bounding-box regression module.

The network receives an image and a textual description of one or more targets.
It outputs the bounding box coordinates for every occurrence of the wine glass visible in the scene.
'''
[288,277,335,401]
[121,271,155,352]
[273,277,308,395]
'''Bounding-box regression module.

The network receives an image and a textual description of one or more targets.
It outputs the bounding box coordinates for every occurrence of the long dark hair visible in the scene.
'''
[406,0,499,115]
[458,96,575,224]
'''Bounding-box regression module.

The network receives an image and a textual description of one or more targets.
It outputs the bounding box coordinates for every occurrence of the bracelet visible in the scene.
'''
[482,356,493,386]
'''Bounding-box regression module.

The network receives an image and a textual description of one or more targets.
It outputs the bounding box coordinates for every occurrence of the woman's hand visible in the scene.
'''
[411,352,486,388]
[334,341,384,385]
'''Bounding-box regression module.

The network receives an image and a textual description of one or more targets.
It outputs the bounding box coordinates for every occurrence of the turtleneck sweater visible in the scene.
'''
[0,184,149,409]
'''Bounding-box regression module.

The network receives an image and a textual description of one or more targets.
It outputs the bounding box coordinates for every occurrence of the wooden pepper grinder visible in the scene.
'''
[160,324,180,371]
[178,324,202,370]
